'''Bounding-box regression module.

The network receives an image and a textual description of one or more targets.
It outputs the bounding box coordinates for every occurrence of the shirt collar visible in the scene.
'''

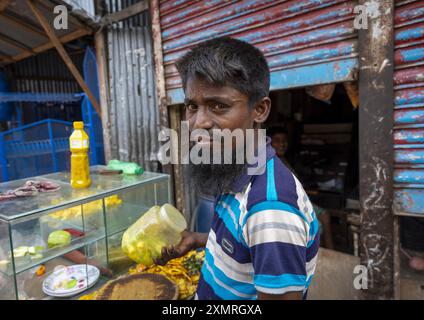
[229,136,275,194]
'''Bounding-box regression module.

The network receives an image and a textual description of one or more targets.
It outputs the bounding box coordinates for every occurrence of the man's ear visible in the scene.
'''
[253,97,271,124]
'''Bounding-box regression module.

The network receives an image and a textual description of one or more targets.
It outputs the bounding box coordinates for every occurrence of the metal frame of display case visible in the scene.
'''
[0,166,171,300]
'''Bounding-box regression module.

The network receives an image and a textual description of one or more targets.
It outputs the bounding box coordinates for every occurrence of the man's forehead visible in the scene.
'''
[185,76,247,103]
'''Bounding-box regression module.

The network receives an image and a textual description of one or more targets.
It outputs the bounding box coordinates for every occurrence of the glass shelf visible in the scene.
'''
[0,230,105,276]
[0,165,169,221]
[105,203,150,236]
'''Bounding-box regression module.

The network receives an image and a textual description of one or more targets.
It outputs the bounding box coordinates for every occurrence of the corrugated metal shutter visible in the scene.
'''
[159,0,359,104]
[63,0,96,18]
[105,2,160,172]
[5,50,82,94]
[393,0,424,214]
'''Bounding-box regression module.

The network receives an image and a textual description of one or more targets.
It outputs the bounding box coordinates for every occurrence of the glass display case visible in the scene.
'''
[0,166,171,300]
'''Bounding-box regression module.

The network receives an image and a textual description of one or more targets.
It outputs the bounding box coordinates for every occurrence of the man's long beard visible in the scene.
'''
[188,162,247,196]
[185,141,247,196]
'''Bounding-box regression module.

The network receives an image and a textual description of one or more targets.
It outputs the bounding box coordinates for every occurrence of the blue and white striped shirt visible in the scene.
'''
[196,138,320,300]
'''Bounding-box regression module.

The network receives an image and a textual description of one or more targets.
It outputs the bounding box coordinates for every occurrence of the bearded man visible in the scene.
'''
[157,37,320,300]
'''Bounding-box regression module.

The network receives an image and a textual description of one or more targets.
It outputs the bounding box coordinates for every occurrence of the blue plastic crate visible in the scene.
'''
[0,47,105,182]
[0,118,103,182]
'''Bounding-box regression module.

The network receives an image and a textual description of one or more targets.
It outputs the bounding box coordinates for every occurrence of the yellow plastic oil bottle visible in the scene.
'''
[69,121,91,188]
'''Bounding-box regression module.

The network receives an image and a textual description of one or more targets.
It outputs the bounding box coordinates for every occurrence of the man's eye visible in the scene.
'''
[212,104,228,112]
[185,104,198,111]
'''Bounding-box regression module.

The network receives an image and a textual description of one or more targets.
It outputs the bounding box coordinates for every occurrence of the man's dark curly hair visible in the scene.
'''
[175,37,270,108]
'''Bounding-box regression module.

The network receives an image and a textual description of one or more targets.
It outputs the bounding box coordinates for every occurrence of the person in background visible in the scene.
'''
[268,126,334,250]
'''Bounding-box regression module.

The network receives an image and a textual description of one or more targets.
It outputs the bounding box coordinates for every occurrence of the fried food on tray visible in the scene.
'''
[128,250,205,299]
[79,250,205,300]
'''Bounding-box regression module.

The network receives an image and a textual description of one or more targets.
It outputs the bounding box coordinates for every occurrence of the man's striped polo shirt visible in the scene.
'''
[196,137,320,300]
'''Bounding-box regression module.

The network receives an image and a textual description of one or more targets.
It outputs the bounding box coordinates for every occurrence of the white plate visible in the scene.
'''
[43,277,99,298]
[42,265,99,298]
[42,265,99,297]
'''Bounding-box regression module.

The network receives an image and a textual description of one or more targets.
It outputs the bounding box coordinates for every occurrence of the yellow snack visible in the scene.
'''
[128,250,204,299]
[79,291,98,300]
[49,195,122,221]
[79,250,204,300]
[35,265,46,277]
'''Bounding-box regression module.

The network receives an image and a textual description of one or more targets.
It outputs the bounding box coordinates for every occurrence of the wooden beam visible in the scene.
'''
[0,13,47,38]
[0,33,32,54]
[27,0,101,117]
[0,0,11,12]
[0,47,14,63]
[101,1,148,26]
[151,0,169,131]
[7,28,91,65]
[150,0,182,212]
[95,31,112,162]
[31,28,90,54]
[94,0,111,163]
[0,54,13,64]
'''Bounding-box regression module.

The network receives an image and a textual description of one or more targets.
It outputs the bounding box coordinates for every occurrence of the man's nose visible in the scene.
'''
[192,107,213,130]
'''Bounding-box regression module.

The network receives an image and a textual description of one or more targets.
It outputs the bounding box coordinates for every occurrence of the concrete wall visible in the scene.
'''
[308,248,361,300]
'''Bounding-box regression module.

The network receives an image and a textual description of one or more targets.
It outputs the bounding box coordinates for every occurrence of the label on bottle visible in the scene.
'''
[71,140,88,148]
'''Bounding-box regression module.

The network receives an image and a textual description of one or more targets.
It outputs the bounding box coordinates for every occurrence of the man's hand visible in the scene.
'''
[155,231,207,265]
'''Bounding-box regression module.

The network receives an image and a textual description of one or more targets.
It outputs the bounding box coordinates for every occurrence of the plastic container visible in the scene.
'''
[121,204,187,266]
[69,121,91,188]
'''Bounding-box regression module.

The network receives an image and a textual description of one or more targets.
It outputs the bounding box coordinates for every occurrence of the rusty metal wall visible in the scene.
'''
[158,0,359,104]
[393,0,424,215]
[106,0,149,27]
[105,2,160,172]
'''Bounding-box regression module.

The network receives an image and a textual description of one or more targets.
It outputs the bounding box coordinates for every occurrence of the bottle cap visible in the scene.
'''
[73,121,84,129]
